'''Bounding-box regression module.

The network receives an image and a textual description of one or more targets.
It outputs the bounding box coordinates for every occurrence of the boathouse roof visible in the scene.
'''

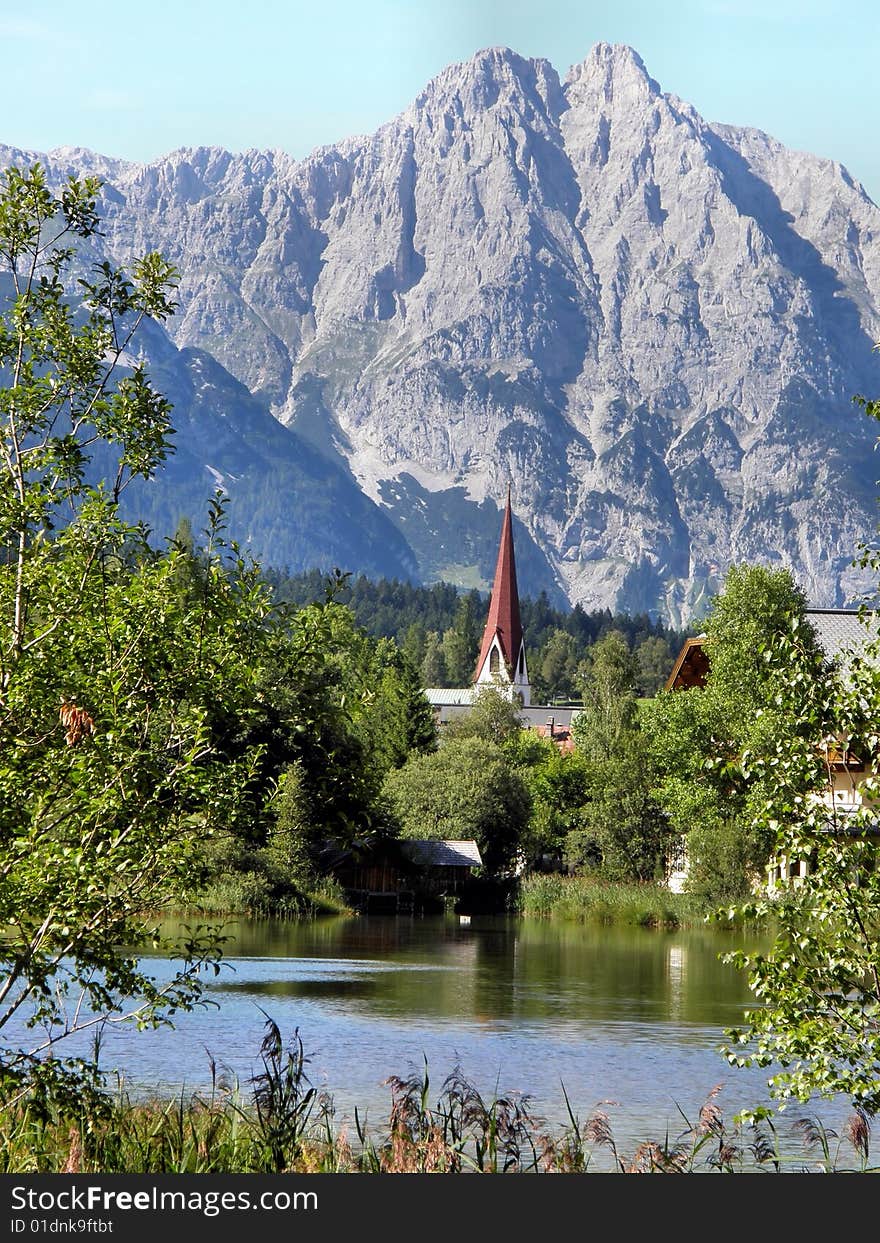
[398,839,483,868]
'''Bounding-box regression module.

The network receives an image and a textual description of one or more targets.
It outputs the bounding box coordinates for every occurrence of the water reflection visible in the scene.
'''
[195,915,752,1034]
[21,913,848,1159]
[666,943,685,1019]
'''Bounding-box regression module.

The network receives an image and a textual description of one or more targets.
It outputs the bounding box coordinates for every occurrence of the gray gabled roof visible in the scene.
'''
[398,839,483,868]
[424,687,476,706]
[805,609,879,662]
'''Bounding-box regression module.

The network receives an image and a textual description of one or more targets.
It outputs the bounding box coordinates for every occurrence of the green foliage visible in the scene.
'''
[564,746,671,883]
[533,628,580,702]
[684,817,762,906]
[643,564,815,904]
[347,636,437,775]
[517,874,696,928]
[444,684,523,745]
[194,591,437,911]
[634,635,674,697]
[382,737,531,875]
[0,164,272,1099]
[400,620,427,675]
[721,604,880,1112]
[573,630,640,760]
[562,631,669,881]
[643,684,768,901]
[263,761,317,888]
[515,740,592,865]
[421,629,446,686]
[440,594,481,685]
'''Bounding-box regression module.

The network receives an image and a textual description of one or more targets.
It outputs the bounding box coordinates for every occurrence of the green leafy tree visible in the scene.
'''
[569,631,668,880]
[421,629,446,687]
[642,682,757,904]
[0,165,271,1101]
[441,594,480,686]
[721,613,880,1111]
[573,630,639,760]
[262,760,319,889]
[382,737,531,875]
[444,684,523,746]
[704,564,814,706]
[643,564,817,904]
[344,635,437,775]
[224,599,391,853]
[564,741,670,881]
[400,621,427,676]
[517,741,592,868]
[203,597,439,908]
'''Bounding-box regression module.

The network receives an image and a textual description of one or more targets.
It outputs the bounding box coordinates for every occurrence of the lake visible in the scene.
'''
[70,912,851,1165]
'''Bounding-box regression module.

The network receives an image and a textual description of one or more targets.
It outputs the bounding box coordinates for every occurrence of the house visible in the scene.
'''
[665,608,880,894]
[398,839,483,885]
[665,610,877,694]
[321,837,482,912]
[664,635,710,690]
[425,488,579,744]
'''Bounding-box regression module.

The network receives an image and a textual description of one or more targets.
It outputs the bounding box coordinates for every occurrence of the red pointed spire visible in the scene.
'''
[474,487,524,681]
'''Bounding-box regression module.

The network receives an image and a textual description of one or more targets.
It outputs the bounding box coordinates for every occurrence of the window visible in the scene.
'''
[489,647,500,673]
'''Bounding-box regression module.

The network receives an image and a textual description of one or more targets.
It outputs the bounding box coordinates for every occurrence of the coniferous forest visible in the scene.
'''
[265,568,692,700]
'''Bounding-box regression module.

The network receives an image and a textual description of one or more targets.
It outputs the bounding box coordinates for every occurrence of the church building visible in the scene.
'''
[473,487,531,705]
[425,490,578,739]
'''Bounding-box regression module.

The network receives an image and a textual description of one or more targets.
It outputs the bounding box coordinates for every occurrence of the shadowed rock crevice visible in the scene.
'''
[704,129,878,395]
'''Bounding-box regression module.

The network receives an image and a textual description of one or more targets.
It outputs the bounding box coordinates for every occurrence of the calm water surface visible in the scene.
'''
[75,913,847,1157]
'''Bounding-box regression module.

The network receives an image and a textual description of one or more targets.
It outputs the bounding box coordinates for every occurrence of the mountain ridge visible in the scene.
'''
[3,42,880,621]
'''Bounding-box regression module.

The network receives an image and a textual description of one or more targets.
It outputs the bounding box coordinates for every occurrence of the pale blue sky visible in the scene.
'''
[1,1,877,202]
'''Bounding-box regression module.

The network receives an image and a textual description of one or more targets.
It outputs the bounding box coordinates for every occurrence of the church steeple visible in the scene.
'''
[473,488,530,705]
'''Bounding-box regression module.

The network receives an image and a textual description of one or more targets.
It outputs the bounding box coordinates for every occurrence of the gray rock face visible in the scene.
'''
[6,42,880,619]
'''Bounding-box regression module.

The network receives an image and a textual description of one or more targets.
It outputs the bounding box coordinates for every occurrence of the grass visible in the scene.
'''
[1,1020,873,1173]
[192,874,352,920]
[518,873,700,928]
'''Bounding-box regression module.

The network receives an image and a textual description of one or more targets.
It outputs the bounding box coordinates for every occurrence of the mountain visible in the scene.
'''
[110,322,419,581]
[5,42,880,620]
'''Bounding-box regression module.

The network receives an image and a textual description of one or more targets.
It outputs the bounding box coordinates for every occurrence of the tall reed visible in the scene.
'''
[0,1021,872,1173]
[519,874,697,927]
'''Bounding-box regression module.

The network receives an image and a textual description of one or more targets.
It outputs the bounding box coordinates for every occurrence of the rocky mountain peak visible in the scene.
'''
[565,42,660,102]
[7,44,880,621]
[410,45,565,138]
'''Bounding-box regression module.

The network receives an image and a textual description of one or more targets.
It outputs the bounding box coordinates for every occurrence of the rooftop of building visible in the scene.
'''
[398,839,483,868]
[804,608,879,662]
[424,687,478,706]
[666,607,880,691]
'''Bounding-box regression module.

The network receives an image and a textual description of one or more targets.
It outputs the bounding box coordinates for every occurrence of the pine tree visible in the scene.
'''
[421,630,447,686]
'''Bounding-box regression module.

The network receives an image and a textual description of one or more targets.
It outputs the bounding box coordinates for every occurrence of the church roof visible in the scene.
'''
[424,687,476,706]
[474,490,524,680]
